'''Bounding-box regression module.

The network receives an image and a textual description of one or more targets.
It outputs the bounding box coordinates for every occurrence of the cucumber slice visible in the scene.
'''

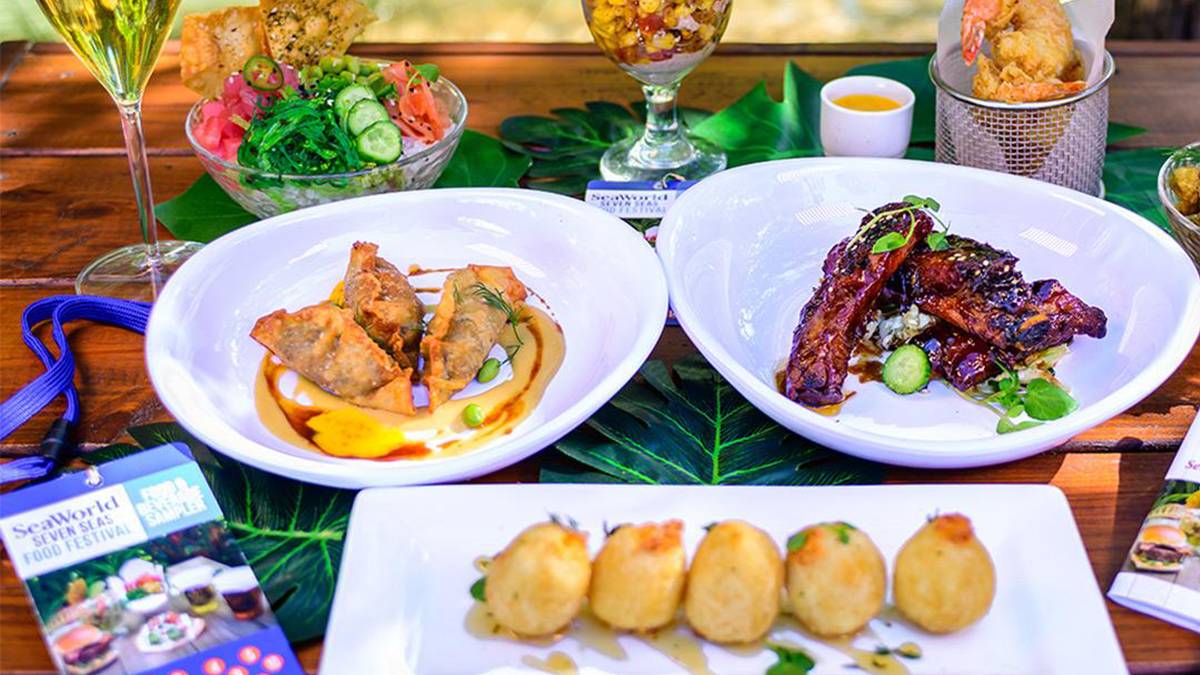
[346,99,389,136]
[356,120,403,163]
[882,345,931,395]
[333,84,376,121]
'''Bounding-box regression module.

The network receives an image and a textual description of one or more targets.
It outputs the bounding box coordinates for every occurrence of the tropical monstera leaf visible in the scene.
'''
[499,101,711,194]
[545,355,883,485]
[82,423,353,642]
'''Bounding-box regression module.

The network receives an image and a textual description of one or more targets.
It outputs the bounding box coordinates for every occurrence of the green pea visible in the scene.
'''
[463,404,485,428]
[476,358,501,383]
[301,65,323,83]
[357,60,378,76]
[344,56,361,74]
[318,55,343,72]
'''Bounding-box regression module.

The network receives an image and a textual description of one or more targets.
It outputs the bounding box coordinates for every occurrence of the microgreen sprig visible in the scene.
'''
[848,195,951,254]
[975,360,1078,434]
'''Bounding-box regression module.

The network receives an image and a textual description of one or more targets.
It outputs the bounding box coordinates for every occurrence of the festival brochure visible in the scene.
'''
[1108,412,1200,634]
[0,443,303,675]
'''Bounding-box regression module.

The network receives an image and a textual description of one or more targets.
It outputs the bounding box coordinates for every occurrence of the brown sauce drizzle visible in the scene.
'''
[256,307,564,462]
[848,358,884,384]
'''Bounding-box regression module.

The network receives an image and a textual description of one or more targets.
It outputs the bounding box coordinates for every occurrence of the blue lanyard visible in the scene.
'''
[0,296,151,483]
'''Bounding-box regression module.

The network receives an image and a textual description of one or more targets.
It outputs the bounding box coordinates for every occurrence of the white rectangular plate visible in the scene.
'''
[321,484,1126,674]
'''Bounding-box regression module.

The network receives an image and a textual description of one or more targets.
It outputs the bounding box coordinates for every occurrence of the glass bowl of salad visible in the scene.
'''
[186,56,467,218]
[1159,142,1200,270]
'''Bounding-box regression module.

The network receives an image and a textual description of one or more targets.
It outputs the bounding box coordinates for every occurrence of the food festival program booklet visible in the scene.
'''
[0,443,302,675]
[1109,412,1200,634]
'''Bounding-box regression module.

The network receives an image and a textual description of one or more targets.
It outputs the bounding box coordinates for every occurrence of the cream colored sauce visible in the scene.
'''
[255,306,564,461]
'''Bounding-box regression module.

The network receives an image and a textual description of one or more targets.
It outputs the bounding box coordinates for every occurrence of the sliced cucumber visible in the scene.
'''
[882,344,931,395]
[356,120,403,163]
[346,99,389,136]
[333,84,376,121]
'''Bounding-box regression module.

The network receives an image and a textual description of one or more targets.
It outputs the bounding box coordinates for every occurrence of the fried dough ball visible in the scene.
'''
[485,521,590,636]
[785,521,886,636]
[684,520,783,643]
[589,520,687,631]
[893,514,995,633]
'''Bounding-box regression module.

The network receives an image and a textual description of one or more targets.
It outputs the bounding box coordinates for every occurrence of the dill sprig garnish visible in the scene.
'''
[473,282,526,363]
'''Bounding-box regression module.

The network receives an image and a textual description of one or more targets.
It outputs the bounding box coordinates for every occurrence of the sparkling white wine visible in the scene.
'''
[36,0,181,104]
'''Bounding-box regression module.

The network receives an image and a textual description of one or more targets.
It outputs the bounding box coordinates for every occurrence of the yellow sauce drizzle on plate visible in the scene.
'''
[521,652,579,674]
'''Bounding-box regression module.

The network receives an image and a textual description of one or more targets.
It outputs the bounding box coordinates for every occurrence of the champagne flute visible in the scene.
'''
[35,0,204,300]
[582,0,732,182]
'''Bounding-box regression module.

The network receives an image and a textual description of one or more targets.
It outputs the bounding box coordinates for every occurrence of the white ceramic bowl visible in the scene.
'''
[819,75,915,158]
[657,158,1200,468]
[146,189,667,488]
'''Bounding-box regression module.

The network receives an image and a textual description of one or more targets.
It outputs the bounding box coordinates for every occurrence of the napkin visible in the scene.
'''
[1108,412,1200,634]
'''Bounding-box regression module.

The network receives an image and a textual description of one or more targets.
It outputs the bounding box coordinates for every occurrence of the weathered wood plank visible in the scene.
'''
[0,156,198,280]
[2,42,1196,154]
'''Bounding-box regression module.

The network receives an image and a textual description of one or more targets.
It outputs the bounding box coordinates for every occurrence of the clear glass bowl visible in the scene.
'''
[185,76,468,218]
[1158,141,1200,271]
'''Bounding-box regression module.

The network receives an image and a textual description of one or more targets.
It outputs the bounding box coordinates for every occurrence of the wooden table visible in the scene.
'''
[2,40,1199,673]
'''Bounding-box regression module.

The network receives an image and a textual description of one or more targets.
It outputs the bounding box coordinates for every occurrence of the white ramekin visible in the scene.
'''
[819,75,915,158]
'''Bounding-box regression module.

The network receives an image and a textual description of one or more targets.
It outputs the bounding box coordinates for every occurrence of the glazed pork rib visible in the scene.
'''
[917,324,997,391]
[895,235,1107,360]
[784,203,934,406]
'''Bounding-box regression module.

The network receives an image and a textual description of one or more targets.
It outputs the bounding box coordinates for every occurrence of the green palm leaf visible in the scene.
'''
[546,354,883,486]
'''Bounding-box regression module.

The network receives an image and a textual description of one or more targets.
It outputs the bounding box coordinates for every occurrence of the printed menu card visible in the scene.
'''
[0,443,302,675]
[1109,412,1200,633]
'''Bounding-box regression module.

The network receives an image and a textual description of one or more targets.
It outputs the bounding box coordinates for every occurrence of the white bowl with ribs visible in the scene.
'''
[657,158,1200,468]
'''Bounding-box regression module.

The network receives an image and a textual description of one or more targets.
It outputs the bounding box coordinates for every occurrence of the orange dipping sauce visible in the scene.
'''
[833,93,902,112]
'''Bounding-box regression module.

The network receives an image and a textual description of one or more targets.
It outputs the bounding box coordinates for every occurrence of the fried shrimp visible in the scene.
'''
[961,0,1086,103]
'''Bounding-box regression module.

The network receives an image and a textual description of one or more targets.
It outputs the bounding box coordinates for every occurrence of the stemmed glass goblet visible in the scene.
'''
[35,0,204,300]
[583,0,733,182]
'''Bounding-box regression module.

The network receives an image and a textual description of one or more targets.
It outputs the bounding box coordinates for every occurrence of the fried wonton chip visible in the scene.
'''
[180,6,268,98]
[259,0,376,67]
[251,303,415,415]
[344,242,425,371]
[421,266,528,410]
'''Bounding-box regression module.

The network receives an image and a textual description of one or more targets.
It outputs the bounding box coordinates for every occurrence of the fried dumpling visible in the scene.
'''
[251,303,415,415]
[421,265,528,410]
[343,241,425,371]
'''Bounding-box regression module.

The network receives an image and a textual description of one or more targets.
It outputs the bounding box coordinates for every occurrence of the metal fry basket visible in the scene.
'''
[931,52,1115,196]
